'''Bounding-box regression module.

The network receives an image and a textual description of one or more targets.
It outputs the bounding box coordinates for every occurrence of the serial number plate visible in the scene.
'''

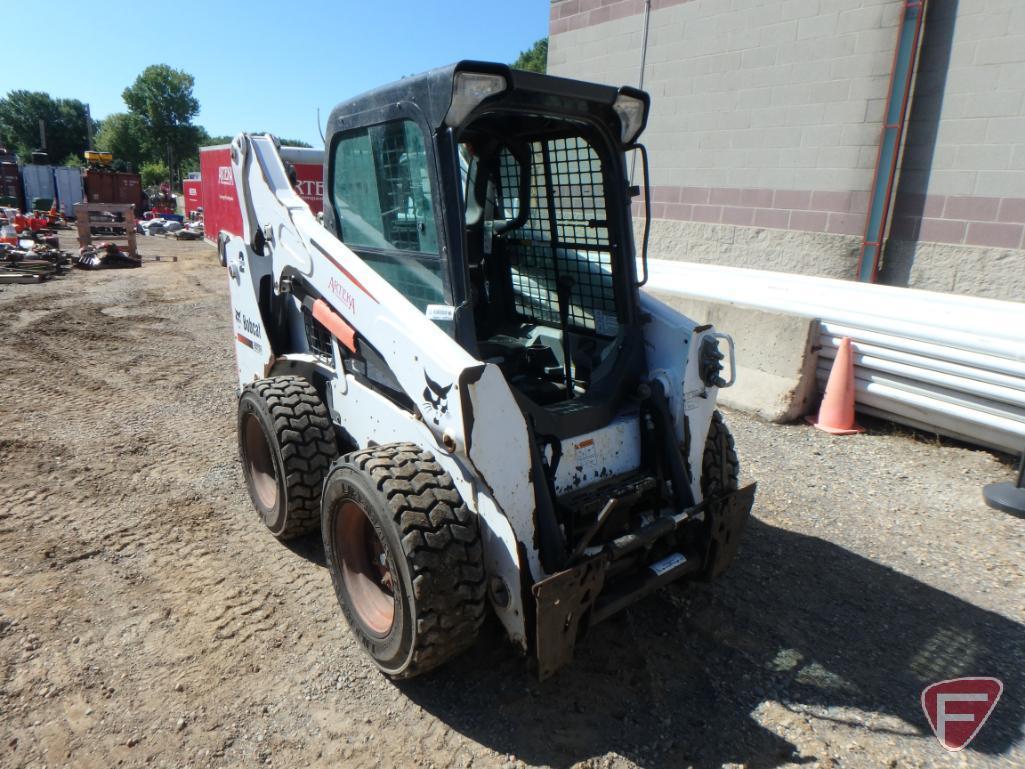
[649,552,686,576]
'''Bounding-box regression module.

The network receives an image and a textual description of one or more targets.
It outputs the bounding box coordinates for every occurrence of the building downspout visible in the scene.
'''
[856,0,928,283]
[637,0,651,92]
[630,0,652,183]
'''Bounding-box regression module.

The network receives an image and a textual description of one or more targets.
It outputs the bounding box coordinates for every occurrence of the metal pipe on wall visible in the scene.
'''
[857,0,928,283]
[637,0,651,92]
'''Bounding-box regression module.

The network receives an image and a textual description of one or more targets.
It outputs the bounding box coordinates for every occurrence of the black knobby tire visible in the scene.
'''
[699,410,744,578]
[321,443,487,678]
[701,410,740,500]
[237,375,338,539]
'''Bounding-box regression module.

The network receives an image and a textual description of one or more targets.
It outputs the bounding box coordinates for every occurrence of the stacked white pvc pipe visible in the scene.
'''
[643,259,1025,454]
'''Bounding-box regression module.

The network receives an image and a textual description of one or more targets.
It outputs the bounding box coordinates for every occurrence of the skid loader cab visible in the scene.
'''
[322,61,650,439]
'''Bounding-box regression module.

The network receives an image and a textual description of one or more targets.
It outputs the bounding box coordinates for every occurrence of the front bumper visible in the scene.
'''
[531,482,756,679]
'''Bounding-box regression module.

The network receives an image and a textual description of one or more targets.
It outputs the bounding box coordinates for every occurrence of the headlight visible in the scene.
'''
[613,93,646,144]
[446,72,507,127]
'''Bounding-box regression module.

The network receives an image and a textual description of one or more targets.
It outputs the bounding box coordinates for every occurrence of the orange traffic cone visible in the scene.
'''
[806,336,863,435]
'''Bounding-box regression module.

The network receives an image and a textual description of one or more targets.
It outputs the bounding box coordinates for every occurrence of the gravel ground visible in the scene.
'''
[0,233,1022,769]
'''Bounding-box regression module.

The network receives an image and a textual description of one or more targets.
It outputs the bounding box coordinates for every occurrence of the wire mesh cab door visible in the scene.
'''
[502,134,620,338]
[456,116,645,438]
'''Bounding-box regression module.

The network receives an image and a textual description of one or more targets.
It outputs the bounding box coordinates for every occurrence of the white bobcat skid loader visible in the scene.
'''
[222,61,755,679]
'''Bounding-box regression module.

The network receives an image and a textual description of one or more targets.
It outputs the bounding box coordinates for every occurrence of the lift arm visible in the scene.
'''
[226,133,545,582]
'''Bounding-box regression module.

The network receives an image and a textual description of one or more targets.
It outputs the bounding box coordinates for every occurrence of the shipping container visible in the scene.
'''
[115,173,143,212]
[183,177,203,218]
[21,165,55,210]
[84,170,143,214]
[53,167,84,217]
[0,163,23,210]
[199,144,323,244]
[84,170,115,206]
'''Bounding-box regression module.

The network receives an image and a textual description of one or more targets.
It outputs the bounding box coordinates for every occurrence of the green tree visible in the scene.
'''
[140,160,170,188]
[184,131,313,175]
[200,133,313,148]
[175,126,214,176]
[122,65,201,184]
[200,134,234,147]
[0,90,95,162]
[94,112,148,170]
[512,38,548,74]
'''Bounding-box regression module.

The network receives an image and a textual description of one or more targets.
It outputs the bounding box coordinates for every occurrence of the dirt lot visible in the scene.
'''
[1,234,1023,769]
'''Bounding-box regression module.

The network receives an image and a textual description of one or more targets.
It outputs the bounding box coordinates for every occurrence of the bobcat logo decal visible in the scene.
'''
[422,372,452,425]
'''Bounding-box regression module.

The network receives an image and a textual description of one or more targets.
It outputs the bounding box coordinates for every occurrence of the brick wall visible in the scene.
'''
[549,0,1025,301]
[903,0,1025,200]
[881,0,1025,297]
[550,0,900,193]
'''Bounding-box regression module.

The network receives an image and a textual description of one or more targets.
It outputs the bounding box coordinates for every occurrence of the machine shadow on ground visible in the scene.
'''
[282,533,328,567]
[391,518,1025,769]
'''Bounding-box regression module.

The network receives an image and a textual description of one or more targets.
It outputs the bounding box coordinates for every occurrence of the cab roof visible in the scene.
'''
[325,60,649,146]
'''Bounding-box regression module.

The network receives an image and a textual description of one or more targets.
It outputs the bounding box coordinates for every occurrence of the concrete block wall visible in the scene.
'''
[549,0,1025,301]
[882,0,1025,299]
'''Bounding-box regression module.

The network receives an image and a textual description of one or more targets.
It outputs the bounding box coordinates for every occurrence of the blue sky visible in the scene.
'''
[2,0,550,145]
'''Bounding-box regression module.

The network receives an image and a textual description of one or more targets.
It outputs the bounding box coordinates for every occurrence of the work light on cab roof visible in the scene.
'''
[446,71,508,127]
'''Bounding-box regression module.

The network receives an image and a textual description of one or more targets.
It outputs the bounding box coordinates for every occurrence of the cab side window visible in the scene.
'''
[331,120,445,313]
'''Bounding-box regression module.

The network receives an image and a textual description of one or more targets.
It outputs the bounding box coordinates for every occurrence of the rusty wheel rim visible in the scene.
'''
[242,413,277,515]
[334,500,395,637]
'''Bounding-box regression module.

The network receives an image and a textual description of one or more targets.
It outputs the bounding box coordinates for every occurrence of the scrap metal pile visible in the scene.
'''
[0,238,71,283]
[0,207,71,283]
[135,180,204,240]
[137,216,204,240]
[0,202,151,283]
[74,241,141,270]
[174,220,204,240]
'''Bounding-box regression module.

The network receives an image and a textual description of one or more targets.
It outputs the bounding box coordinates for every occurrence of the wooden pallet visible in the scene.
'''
[73,202,138,260]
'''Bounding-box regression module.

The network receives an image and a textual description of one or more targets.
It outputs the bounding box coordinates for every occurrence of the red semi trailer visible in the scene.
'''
[198,144,323,244]
[182,175,203,219]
